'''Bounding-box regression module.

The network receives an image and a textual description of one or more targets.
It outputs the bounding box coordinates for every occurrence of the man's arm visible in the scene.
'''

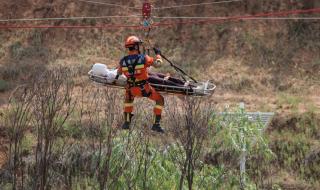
[113,63,122,83]
[145,48,163,68]
[153,47,162,68]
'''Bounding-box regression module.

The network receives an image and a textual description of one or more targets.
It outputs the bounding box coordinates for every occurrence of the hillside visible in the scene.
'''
[0,0,320,189]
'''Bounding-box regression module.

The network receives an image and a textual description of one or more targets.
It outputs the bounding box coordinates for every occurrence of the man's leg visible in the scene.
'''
[146,85,165,133]
[122,88,134,129]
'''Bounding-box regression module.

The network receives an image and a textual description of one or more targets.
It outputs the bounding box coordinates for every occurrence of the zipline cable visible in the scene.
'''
[76,0,242,10]
[77,0,140,9]
[153,0,243,10]
[2,15,320,22]
[1,16,319,23]
[153,16,320,20]
[0,15,141,22]
[151,7,320,28]
[1,7,320,29]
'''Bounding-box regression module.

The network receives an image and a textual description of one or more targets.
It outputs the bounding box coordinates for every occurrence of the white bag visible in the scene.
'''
[90,63,127,84]
[91,63,109,76]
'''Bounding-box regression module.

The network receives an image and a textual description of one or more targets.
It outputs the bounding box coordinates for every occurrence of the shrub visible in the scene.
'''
[0,80,9,92]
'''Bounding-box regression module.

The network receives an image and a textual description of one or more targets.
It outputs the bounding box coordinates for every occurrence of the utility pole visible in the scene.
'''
[239,102,246,190]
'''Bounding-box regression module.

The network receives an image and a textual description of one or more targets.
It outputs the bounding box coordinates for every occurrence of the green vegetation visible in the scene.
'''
[268,112,320,186]
[0,1,320,189]
[0,69,276,189]
[0,80,9,92]
[277,93,303,112]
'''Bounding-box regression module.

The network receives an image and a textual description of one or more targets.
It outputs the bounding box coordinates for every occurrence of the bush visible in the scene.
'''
[0,80,9,92]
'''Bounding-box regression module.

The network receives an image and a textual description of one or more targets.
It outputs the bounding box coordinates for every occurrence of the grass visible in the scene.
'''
[277,93,303,112]
[312,58,320,68]
[268,111,320,185]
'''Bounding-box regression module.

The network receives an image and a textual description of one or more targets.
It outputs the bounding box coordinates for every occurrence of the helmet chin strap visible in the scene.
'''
[134,44,141,54]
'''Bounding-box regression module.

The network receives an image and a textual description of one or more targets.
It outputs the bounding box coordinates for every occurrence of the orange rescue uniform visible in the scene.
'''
[117,52,164,116]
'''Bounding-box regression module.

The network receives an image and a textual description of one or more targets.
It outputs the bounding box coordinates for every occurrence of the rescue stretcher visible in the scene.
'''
[88,64,216,97]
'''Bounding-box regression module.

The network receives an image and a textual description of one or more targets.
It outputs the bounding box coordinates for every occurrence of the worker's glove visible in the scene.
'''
[154,58,163,68]
[153,47,161,55]
[112,75,119,84]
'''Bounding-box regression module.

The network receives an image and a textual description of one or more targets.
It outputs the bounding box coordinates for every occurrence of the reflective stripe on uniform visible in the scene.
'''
[128,78,144,82]
[135,64,144,69]
[124,103,133,107]
[154,105,163,110]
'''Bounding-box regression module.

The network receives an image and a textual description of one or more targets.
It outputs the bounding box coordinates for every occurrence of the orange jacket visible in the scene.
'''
[118,52,161,82]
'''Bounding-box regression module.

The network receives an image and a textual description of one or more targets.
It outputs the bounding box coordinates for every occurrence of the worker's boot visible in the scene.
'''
[122,112,133,130]
[151,115,164,133]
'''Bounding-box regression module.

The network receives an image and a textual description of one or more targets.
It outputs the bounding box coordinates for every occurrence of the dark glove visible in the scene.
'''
[112,75,119,84]
[153,47,161,55]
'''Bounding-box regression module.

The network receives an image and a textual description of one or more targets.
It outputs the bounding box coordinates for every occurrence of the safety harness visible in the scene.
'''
[125,55,152,97]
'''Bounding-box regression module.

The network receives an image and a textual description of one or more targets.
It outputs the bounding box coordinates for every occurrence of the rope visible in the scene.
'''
[153,16,320,20]
[153,0,243,10]
[0,15,141,22]
[1,7,320,29]
[77,0,140,9]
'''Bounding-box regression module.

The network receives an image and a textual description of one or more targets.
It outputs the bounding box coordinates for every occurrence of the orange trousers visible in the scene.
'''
[124,83,164,116]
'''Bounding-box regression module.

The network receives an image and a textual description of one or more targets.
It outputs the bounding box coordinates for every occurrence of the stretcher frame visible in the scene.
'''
[88,71,216,97]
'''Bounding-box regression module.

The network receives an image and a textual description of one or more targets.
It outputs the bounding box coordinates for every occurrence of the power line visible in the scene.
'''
[0,15,141,22]
[153,0,243,10]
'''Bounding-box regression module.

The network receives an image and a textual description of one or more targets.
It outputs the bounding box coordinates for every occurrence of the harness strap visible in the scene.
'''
[125,56,141,86]
[140,84,152,97]
[128,80,147,87]
[128,80,152,97]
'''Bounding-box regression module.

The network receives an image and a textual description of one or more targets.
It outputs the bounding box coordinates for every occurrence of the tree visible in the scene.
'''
[167,97,213,190]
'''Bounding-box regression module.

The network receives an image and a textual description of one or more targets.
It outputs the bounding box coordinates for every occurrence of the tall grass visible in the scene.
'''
[0,68,278,190]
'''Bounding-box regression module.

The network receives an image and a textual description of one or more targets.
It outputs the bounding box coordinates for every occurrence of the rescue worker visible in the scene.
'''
[114,36,165,133]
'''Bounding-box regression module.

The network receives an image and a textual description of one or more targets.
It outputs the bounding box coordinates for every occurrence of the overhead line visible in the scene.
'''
[77,0,140,9]
[76,0,242,10]
[153,0,243,10]
[153,16,320,20]
[1,7,320,29]
[237,17,320,20]
[0,15,141,22]
[0,24,143,29]
[152,7,320,27]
